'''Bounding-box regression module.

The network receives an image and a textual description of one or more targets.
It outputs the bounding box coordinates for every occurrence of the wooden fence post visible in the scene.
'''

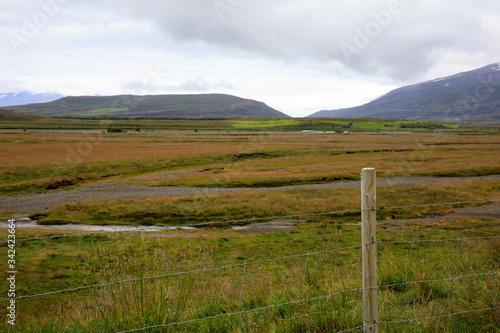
[361,168,378,332]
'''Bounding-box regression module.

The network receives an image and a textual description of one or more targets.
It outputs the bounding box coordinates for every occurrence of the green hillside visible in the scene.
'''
[5,94,289,119]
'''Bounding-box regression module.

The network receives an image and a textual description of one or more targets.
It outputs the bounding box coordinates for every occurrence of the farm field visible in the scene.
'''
[0,119,499,332]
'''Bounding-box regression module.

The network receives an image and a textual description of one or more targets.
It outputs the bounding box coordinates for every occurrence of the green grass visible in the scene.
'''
[0,153,243,196]
[1,171,499,332]
[0,117,482,132]
[34,179,500,226]
[0,216,498,332]
[81,108,128,116]
[231,119,299,128]
[0,120,499,332]
[163,172,361,188]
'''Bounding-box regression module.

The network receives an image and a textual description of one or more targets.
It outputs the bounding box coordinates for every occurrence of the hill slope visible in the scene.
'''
[0,108,45,121]
[310,63,500,122]
[5,94,289,119]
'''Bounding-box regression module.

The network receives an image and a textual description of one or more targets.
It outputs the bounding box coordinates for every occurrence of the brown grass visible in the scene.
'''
[1,130,499,195]
[1,131,499,169]
[36,179,500,226]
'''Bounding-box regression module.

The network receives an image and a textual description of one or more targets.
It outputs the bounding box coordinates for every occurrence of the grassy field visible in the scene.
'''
[0,198,498,332]
[1,116,496,132]
[231,119,300,128]
[81,108,129,116]
[0,119,499,332]
[1,127,499,195]
[34,179,500,226]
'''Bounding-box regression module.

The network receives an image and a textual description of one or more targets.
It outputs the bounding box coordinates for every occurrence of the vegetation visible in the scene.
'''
[4,94,287,118]
[0,118,498,332]
[399,122,448,129]
[106,127,126,133]
[1,129,499,195]
[0,115,490,132]
[1,198,498,331]
[310,63,500,123]
[34,180,500,226]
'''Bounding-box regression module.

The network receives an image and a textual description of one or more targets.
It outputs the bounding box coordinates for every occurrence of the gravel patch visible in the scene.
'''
[448,202,500,219]
[380,202,500,232]
[1,175,498,219]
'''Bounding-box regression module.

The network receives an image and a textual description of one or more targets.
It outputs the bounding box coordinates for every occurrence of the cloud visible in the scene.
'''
[110,0,500,80]
[1,0,499,116]
[122,76,236,93]
[172,76,236,91]
[3,0,499,82]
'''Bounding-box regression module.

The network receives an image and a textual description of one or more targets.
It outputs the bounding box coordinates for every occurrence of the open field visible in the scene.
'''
[0,200,499,332]
[0,119,499,332]
[1,116,498,132]
[26,178,500,226]
[1,126,499,195]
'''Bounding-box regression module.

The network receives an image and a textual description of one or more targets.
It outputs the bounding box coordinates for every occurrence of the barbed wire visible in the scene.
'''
[0,244,362,303]
[0,233,497,331]
[117,287,363,333]
[1,199,497,244]
[115,270,500,333]
[377,235,500,245]
[0,226,178,244]
[188,199,498,228]
[378,307,499,326]
[1,236,497,307]
[0,208,362,244]
[1,199,498,332]
[376,199,497,212]
[117,270,500,333]
[376,272,497,292]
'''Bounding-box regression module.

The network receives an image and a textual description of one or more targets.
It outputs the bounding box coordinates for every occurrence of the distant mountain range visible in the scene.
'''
[0,92,64,107]
[309,63,500,122]
[4,93,289,119]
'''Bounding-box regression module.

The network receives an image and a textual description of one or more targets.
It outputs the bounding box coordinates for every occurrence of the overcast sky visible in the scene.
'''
[1,0,499,117]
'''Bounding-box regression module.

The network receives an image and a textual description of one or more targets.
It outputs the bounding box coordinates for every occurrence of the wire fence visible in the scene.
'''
[1,199,499,332]
[1,199,496,244]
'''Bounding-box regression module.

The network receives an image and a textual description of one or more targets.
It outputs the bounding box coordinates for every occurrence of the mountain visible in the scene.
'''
[309,63,500,122]
[0,92,64,107]
[4,93,289,119]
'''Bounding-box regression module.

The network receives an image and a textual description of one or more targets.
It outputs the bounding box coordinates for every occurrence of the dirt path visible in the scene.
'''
[1,175,499,218]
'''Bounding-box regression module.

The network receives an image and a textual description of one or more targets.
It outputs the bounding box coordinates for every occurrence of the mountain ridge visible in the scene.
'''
[5,93,290,119]
[309,63,500,122]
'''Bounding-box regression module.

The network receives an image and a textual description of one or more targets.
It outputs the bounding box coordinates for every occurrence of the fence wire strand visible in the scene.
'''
[1,236,497,332]
[1,199,497,244]
[1,199,498,332]
[378,307,500,326]
[116,287,363,333]
[0,244,362,303]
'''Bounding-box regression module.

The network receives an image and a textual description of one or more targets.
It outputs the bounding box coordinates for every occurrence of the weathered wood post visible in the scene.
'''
[361,168,378,332]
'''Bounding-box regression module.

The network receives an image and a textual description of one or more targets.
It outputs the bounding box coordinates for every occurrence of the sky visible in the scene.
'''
[1,0,499,117]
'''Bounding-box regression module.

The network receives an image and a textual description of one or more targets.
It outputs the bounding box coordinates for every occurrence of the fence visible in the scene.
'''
[1,168,499,332]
